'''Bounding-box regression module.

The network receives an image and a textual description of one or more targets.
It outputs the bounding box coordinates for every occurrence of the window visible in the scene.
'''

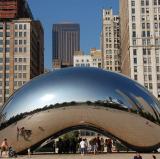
[146,8,149,13]
[154,0,157,5]
[15,32,18,37]
[141,8,145,14]
[0,32,3,37]
[15,40,18,45]
[149,75,152,81]
[149,83,153,89]
[5,48,10,52]
[6,40,10,45]
[19,24,22,30]
[18,73,22,78]
[133,40,136,45]
[141,0,144,6]
[131,1,135,6]
[19,47,22,52]
[132,31,136,37]
[147,31,150,37]
[0,66,3,71]
[143,58,147,64]
[132,23,136,29]
[19,65,22,71]
[132,16,135,21]
[147,23,150,29]
[134,58,137,64]
[154,15,158,20]
[6,32,10,37]
[0,40,3,45]
[24,32,27,37]
[6,58,9,63]
[142,31,146,37]
[134,66,137,72]
[0,24,3,30]
[19,40,22,45]
[6,24,10,30]
[0,48,3,53]
[146,0,149,5]
[18,81,22,86]
[6,65,9,70]
[14,48,18,52]
[142,23,145,29]
[132,8,135,14]
[134,75,137,80]
[19,58,22,62]
[15,24,18,30]
[24,40,26,45]
[24,24,27,30]
[23,73,26,78]
[143,48,146,55]
[133,49,137,55]
[24,47,26,52]
[19,32,22,37]
[6,73,9,78]
[23,65,26,70]
[157,74,160,80]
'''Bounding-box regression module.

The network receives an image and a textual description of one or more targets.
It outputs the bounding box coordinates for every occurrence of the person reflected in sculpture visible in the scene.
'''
[134,152,143,159]
[1,138,9,157]
[80,139,86,155]
[152,155,156,159]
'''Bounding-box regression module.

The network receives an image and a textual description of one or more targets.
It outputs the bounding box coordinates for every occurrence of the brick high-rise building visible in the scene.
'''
[0,0,44,108]
[0,0,33,19]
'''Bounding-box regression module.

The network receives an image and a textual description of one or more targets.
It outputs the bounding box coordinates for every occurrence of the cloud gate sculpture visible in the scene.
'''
[0,67,160,153]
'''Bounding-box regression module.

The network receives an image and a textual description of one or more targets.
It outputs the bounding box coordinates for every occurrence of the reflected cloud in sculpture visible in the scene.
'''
[0,67,160,153]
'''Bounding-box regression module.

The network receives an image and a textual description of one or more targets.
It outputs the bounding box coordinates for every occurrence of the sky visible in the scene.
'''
[28,0,119,69]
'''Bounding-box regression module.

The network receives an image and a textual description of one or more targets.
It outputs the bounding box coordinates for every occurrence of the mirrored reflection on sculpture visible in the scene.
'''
[0,67,160,153]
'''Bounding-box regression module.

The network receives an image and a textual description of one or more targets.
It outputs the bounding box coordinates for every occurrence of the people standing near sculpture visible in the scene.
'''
[80,139,86,155]
[1,138,9,157]
[93,137,98,155]
[96,136,101,152]
[100,137,104,152]
[107,138,112,153]
[84,138,88,154]
[134,152,143,159]
[27,148,31,158]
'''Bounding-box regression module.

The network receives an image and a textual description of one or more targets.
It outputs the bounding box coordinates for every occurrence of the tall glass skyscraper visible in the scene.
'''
[52,23,80,69]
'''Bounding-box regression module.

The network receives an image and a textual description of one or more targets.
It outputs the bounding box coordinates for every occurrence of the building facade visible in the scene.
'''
[52,23,80,69]
[74,48,102,68]
[0,1,44,108]
[120,0,160,98]
[102,9,121,72]
[0,0,33,19]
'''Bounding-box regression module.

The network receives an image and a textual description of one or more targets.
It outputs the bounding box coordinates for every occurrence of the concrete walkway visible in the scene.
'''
[11,153,160,159]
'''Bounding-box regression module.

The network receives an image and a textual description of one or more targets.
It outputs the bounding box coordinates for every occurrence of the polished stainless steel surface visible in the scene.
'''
[0,67,160,153]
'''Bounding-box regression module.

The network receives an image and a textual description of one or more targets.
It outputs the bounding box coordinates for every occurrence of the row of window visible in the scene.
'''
[132,38,160,46]
[14,73,27,79]
[0,24,28,30]
[15,39,27,45]
[14,65,27,71]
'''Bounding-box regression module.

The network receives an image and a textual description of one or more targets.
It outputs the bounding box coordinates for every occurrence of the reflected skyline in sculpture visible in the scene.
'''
[0,67,160,153]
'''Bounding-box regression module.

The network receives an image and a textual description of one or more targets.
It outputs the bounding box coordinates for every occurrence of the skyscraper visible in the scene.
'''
[52,23,80,69]
[120,0,160,99]
[102,9,121,72]
[0,0,44,107]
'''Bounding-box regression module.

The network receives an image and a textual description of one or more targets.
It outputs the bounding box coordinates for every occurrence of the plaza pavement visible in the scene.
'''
[10,153,160,159]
